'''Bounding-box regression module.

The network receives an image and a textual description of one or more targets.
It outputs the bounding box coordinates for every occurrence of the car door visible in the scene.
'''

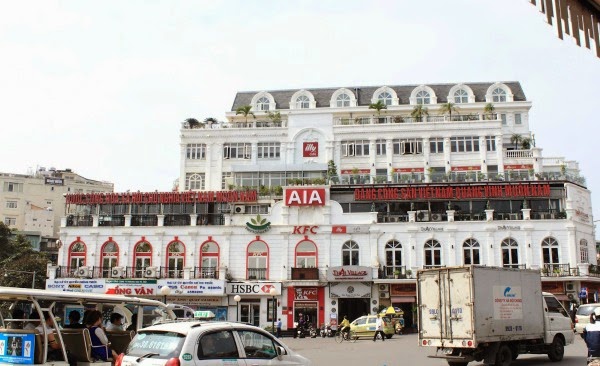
[196,330,245,365]
[236,329,299,365]
[352,317,367,337]
[365,316,377,337]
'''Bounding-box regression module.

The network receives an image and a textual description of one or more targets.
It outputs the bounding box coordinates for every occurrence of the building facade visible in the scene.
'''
[50,82,596,331]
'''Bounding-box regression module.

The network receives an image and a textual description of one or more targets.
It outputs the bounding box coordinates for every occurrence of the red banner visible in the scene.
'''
[293,287,318,301]
[341,169,370,174]
[451,165,481,172]
[303,142,319,157]
[504,164,533,170]
[285,188,325,206]
[66,191,258,205]
[331,225,347,234]
[394,168,424,173]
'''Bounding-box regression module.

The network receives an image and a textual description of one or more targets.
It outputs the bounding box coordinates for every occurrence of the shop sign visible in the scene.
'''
[46,279,105,293]
[158,279,225,296]
[303,142,318,157]
[65,190,258,205]
[393,167,424,173]
[451,165,481,172]
[391,284,416,296]
[341,169,370,174]
[292,226,318,234]
[246,215,271,233]
[504,164,533,170]
[327,266,371,281]
[168,297,224,306]
[329,282,371,298]
[285,188,325,206]
[44,177,64,185]
[293,287,318,301]
[497,225,521,231]
[227,282,282,295]
[105,279,157,296]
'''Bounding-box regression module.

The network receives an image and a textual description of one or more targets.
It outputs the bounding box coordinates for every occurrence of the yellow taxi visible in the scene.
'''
[349,315,395,339]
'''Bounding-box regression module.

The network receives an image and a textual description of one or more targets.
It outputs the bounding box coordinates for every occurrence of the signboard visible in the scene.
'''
[46,279,105,293]
[354,183,551,201]
[285,188,325,206]
[105,279,157,296]
[65,190,258,205]
[157,279,225,296]
[493,286,523,320]
[341,169,370,174]
[303,142,319,157]
[44,177,64,186]
[227,282,282,296]
[329,282,371,298]
[0,332,35,364]
[169,296,224,306]
[327,266,372,281]
[393,168,424,173]
[293,287,318,301]
[504,164,533,170]
[451,165,481,172]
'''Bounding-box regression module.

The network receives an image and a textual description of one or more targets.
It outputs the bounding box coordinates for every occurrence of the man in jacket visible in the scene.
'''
[584,307,600,358]
[373,314,385,342]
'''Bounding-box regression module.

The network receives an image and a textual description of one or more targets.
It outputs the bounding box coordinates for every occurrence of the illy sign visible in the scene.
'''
[285,188,325,206]
[303,142,318,157]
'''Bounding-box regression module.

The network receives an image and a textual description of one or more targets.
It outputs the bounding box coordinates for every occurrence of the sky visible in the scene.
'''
[1,1,598,233]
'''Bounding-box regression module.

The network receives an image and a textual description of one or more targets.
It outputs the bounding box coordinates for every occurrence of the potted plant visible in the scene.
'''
[393,269,401,279]
[405,269,412,278]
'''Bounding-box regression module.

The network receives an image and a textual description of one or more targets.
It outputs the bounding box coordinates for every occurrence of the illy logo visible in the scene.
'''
[303,142,318,157]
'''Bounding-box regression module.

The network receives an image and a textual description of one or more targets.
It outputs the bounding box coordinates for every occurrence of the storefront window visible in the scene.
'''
[463,239,480,265]
[424,240,441,268]
[542,237,559,264]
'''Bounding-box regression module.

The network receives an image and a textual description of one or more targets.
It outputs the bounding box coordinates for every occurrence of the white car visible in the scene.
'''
[116,320,311,366]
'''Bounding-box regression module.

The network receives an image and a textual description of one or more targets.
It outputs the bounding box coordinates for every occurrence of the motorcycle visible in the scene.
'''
[320,323,334,338]
[308,323,317,338]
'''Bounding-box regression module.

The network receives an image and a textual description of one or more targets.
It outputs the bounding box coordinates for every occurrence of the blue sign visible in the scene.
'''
[0,333,35,364]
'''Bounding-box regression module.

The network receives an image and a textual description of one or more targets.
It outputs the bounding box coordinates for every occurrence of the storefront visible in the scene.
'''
[390,283,416,329]
[227,282,282,327]
[327,266,373,322]
[286,286,325,329]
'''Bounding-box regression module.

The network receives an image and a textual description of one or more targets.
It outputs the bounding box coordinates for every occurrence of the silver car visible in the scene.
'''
[116,320,311,365]
[575,303,600,333]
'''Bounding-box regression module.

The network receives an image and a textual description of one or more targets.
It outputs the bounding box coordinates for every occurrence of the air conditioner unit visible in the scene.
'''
[379,291,389,298]
[111,266,125,278]
[566,282,575,292]
[417,210,429,221]
[431,213,443,222]
[378,284,389,292]
[76,266,92,278]
[233,205,245,214]
[144,267,159,279]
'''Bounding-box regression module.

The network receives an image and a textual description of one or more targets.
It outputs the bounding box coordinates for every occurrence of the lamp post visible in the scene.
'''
[4,270,36,289]
[160,285,171,304]
[234,295,241,321]
[270,288,278,335]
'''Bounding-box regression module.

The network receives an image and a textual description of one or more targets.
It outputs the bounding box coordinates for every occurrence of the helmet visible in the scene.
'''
[594,307,600,317]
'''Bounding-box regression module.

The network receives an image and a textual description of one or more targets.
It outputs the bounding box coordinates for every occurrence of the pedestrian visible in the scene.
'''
[276,318,282,338]
[373,314,385,342]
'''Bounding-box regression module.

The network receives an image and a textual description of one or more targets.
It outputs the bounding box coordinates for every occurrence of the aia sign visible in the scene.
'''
[303,142,318,157]
[285,188,325,206]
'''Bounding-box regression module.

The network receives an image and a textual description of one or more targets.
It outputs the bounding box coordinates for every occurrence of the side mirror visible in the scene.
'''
[276,346,286,358]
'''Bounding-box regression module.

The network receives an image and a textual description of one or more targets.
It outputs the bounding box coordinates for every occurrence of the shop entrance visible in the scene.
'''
[293,301,318,328]
[337,298,369,322]
[240,302,260,327]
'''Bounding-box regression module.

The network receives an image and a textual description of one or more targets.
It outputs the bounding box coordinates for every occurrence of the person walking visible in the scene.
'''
[276,318,282,338]
[373,314,385,342]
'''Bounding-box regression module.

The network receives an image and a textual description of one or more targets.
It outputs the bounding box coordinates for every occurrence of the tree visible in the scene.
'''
[368,100,387,116]
[203,117,218,127]
[411,104,429,121]
[439,102,459,118]
[326,160,339,184]
[484,103,495,120]
[510,134,523,149]
[266,110,282,123]
[236,105,255,123]
[521,137,532,149]
[0,226,48,289]
[185,118,201,129]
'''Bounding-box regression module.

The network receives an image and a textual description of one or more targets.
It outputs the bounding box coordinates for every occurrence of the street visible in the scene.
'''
[281,333,589,366]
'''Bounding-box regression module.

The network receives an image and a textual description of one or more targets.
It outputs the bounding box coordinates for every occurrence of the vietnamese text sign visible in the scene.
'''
[66,190,258,205]
[46,279,105,293]
[105,279,157,296]
[493,286,523,320]
[158,279,225,296]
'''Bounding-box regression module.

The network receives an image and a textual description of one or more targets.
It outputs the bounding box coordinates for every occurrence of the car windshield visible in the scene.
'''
[577,306,599,316]
[126,331,185,359]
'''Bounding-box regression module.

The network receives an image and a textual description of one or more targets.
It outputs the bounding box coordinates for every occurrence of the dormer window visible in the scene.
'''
[454,89,468,103]
[336,93,351,107]
[257,97,270,111]
[377,92,393,106]
[297,95,310,109]
[416,90,430,105]
[492,88,506,102]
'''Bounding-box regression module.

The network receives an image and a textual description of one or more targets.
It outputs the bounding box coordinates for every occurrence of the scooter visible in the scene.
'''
[308,323,317,338]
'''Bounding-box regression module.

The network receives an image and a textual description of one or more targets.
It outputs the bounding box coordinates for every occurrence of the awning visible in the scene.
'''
[391,296,416,303]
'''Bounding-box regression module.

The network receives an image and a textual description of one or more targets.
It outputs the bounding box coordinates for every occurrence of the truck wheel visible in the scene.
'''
[547,336,564,362]
[494,345,512,366]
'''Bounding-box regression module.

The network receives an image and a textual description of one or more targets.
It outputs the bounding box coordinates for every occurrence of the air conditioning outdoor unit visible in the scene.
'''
[417,210,429,221]
[76,266,92,278]
[379,291,389,298]
[144,267,159,279]
[378,284,389,292]
[566,282,576,292]
[111,266,125,278]
[431,213,443,222]
[233,205,245,214]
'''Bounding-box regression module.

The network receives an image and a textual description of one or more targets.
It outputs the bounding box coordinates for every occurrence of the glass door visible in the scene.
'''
[240,303,261,327]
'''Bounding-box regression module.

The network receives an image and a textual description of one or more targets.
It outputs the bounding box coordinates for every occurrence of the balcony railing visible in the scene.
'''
[589,265,600,278]
[182,120,287,129]
[334,114,497,126]
[56,266,221,279]
[505,150,534,158]
[380,266,409,279]
[541,263,578,277]
[291,268,319,280]
[503,264,527,269]
[247,268,267,280]
[192,266,218,279]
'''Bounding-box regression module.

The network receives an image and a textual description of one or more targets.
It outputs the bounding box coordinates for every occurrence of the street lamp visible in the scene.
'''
[234,295,241,321]
[160,285,171,304]
[270,288,278,335]
[4,270,36,289]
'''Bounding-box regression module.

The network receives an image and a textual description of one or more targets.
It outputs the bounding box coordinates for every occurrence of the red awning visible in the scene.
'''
[391,296,416,303]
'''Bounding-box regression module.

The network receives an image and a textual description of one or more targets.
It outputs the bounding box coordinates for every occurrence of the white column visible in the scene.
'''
[496,136,504,175]
[444,137,451,173]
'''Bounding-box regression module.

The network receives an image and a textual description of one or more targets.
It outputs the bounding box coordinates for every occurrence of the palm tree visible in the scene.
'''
[521,137,532,149]
[484,103,495,120]
[439,102,459,119]
[204,117,218,125]
[368,100,387,116]
[411,104,429,122]
[510,134,523,150]
[266,110,282,123]
[235,105,255,123]
[185,118,201,129]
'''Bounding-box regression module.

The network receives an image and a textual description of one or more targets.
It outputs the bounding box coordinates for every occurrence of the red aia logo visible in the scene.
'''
[285,188,325,206]
[303,142,318,157]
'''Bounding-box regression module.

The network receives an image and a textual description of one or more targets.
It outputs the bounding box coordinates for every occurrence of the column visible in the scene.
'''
[179,143,187,193]
[444,137,451,174]
[480,136,488,175]
[92,214,99,227]
[157,215,165,227]
[496,135,504,175]
[124,215,132,227]
[423,137,431,183]
[190,214,198,226]
[386,139,394,182]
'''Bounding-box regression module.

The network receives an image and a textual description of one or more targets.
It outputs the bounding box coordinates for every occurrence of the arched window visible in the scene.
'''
[257,97,270,111]
[295,240,317,268]
[416,90,430,105]
[424,239,441,268]
[133,241,152,278]
[247,241,268,280]
[454,89,469,103]
[492,88,506,102]
[378,92,393,106]
[69,241,86,269]
[463,239,480,265]
[542,237,559,264]
[296,95,310,109]
[336,93,351,107]
[501,238,519,268]
[200,241,219,278]
[385,240,402,275]
[342,241,359,265]
[186,173,203,190]
[580,239,589,263]
[167,241,185,278]
[101,241,119,278]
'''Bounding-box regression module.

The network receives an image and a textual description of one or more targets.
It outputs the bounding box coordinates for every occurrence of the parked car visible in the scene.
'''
[575,303,600,333]
[349,315,394,339]
[115,320,311,365]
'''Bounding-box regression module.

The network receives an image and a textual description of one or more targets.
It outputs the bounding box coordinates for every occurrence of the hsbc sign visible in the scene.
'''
[285,188,325,206]
[303,142,318,157]
[227,282,282,296]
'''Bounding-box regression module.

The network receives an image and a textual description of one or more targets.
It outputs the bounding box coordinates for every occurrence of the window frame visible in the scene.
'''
[424,239,442,267]
[257,142,281,159]
[501,238,519,268]
[429,138,444,154]
[186,143,207,160]
[295,240,317,268]
[454,89,468,103]
[257,97,270,111]
[541,237,559,265]
[492,88,507,102]
[416,90,431,105]
[296,95,310,109]
[463,239,480,265]
[342,241,359,266]
[336,93,351,107]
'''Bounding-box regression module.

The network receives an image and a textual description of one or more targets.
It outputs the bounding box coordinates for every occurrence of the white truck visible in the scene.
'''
[417,266,574,366]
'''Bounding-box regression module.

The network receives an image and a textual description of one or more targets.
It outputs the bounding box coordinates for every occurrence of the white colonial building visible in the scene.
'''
[50,82,596,332]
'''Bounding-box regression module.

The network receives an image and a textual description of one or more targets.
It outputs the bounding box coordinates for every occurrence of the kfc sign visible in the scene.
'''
[293,287,318,301]
[285,188,325,206]
[303,142,318,157]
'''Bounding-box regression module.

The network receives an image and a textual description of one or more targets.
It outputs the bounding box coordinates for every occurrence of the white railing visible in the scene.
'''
[505,150,533,158]
[333,114,497,126]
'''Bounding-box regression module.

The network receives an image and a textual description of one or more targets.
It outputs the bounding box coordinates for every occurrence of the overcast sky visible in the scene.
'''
[1,1,598,234]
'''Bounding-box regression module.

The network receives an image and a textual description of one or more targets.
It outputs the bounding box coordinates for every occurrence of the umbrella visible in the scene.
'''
[382,306,403,315]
